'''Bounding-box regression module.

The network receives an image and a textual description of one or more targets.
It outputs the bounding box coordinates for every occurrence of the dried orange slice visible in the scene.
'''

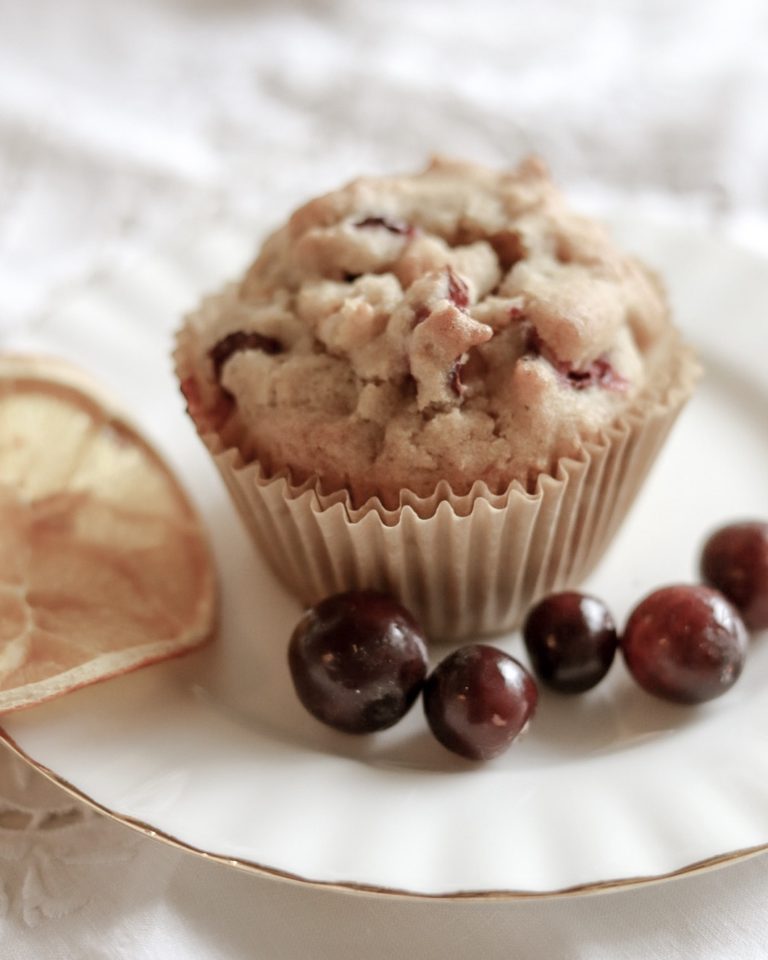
[0,354,216,713]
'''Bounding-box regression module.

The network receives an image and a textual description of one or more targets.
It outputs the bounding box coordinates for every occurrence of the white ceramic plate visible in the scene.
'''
[2,217,767,898]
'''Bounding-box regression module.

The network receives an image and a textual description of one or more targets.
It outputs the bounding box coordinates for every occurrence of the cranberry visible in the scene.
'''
[288,591,428,734]
[423,645,537,761]
[700,522,768,631]
[621,585,748,704]
[412,269,470,327]
[446,267,470,309]
[524,329,626,392]
[354,216,412,236]
[562,356,626,392]
[447,358,466,397]
[209,331,283,380]
[523,592,618,693]
[179,375,202,411]
[524,326,547,358]
[180,375,233,429]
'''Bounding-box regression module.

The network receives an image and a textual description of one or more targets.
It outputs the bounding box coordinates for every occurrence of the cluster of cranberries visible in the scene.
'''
[287,521,768,762]
[288,593,535,761]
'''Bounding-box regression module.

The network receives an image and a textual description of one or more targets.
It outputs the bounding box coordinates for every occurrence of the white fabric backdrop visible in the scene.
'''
[1,0,768,956]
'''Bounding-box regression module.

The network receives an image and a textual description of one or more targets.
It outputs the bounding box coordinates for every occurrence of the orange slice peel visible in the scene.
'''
[0,354,216,713]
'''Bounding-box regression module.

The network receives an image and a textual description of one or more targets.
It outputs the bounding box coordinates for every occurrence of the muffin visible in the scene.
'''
[176,157,698,640]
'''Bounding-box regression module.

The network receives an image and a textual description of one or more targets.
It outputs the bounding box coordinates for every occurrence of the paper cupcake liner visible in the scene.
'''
[175,315,699,642]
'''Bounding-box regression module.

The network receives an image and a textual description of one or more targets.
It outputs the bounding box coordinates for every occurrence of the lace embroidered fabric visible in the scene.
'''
[0,751,141,927]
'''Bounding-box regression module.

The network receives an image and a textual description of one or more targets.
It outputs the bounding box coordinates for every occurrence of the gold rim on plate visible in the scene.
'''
[1,725,765,902]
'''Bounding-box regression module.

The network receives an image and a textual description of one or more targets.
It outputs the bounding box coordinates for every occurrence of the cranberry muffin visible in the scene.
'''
[176,157,697,638]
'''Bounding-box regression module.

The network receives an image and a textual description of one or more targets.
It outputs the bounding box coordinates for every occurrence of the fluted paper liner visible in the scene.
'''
[176,319,698,641]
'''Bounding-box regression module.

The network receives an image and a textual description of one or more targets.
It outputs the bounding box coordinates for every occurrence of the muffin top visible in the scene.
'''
[183,157,672,506]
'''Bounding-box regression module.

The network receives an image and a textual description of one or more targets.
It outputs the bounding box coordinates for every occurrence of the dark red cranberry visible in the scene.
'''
[447,358,466,397]
[413,268,470,326]
[523,592,618,693]
[180,375,233,429]
[423,645,537,761]
[288,591,428,734]
[562,356,627,392]
[524,330,626,392]
[621,585,748,704]
[179,375,202,411]
[209,331,283,380]
[700,522,768,631]
[446,267,470,309]
[524,325,545,356]
[354,216,413,236]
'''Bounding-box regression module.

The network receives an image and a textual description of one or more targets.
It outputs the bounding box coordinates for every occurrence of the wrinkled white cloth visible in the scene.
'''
[1,0,768,956]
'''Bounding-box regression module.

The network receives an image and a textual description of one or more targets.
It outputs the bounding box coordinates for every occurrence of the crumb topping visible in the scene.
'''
[184,157,671,504]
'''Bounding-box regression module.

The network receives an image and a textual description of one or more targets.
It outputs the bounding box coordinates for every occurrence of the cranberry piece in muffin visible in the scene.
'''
[560,355,627,392]
[209,331,283,380]
[354,215,413,236]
